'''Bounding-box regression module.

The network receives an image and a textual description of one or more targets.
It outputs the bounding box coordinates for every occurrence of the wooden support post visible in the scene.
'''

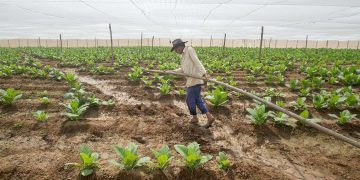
[76,39,79,47]
[210,35,212,47]
[305,35,308,49]
[7,39,10,48]
[38,37,41,47]
[285,40,288,48]
[140,32,143,49]
[346,40,349,49]
[315,41,318,48]
[86,39,89,47]
[60,34,63,53]
[337,41,340,49]
[258,26,264,61]
[127,39,130,47]
[296,40,298,48]
[223,33,227,49]
[109,24,114,61]
[151,35,154,48]
[18,39,20,48]
[326,40,328,48]
[268,38,272,48]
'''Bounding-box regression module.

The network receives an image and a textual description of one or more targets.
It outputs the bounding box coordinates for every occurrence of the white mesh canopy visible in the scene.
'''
[0,0,359,40]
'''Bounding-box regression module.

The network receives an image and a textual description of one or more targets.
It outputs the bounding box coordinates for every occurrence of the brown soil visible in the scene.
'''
[0,58,359,180]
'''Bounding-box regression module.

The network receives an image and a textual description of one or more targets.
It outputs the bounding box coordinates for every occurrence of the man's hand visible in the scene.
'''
[204,74,210,81]
[203,74,210,87]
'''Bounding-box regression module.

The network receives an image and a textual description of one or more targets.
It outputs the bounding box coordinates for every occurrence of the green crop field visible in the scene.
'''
[1,46,359,179]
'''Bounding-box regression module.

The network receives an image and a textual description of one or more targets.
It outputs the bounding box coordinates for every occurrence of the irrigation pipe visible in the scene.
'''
[145,69,360,148]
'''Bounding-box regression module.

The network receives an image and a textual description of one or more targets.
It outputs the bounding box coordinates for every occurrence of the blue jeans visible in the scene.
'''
[186,84,208,115]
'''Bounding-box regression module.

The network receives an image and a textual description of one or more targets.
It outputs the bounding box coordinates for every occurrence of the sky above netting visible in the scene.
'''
[1,0,360,40]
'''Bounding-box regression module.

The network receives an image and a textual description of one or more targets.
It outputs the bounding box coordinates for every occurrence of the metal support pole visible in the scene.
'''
[305,35,308,49]
[109,23,114,61]
[258,26,264,61]
[223,33,227,49]
[60,34,63,53]
[152,35,154,48]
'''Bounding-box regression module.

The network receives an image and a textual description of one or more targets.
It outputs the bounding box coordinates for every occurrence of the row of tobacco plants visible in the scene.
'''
[64,142,230,177]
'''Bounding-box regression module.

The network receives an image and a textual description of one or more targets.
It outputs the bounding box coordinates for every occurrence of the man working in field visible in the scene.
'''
[169,39,214,128]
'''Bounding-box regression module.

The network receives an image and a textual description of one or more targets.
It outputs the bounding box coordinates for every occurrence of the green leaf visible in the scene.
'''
[136,157,150,167]
[80,168,94,176]
[174,145,188,158]
[300,110,309,119]
[109,159,124,169]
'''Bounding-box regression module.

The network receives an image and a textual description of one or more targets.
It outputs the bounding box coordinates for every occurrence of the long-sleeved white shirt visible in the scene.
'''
[174,46,206,87]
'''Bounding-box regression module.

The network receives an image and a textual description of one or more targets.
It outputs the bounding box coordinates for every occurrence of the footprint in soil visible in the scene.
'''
[187,125,214,143]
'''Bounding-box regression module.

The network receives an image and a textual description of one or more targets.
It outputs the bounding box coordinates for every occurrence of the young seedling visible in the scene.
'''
[174,142,212,170]
[141,76,153,87]
[312,94,327,109]
[263,88,284,98]
[109,143,150,172]
[206,86,228,107]
[61,98,89,120]
[63,72,78,87]
[158,82,171,95]
[39,96,50,105]
[64,144,100,177]
[344,94,359,107]
[33,110,48,122]
[286,79,299,91]
[328,110,357,125]
[86,95,100,106]
[126,66,143,81]
[150,145,173,170]
[327,94,345,109]
[0,88,22,106]
[176,89,186,96]
[101,99,115,106]
[298,88,311,97]
[217,151,230,171]
[299,110,321,123]
[289,97,307,111]
[246,104,273,125]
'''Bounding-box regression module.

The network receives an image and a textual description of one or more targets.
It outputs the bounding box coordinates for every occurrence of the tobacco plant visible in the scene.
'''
[109,143,150,172]
[64,144,100,176]
[174,142,212,170]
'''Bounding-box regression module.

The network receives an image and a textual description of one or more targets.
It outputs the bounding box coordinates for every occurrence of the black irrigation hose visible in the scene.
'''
[145,69,360,148]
